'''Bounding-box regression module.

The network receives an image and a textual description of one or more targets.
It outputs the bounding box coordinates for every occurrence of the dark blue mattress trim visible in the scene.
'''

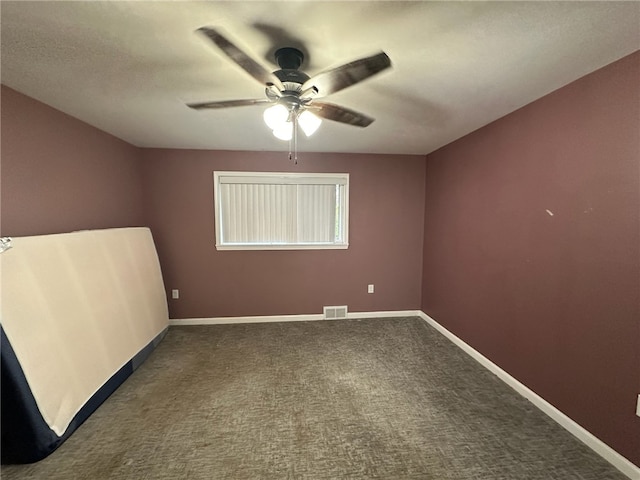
[1,326,167,464]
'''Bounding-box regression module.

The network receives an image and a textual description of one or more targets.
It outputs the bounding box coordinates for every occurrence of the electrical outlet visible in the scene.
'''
[367,284,374,294]
[636,394,640,418]
[171,289,179,299]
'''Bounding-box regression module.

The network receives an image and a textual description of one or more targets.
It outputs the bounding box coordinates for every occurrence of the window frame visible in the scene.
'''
[213,171,350,251]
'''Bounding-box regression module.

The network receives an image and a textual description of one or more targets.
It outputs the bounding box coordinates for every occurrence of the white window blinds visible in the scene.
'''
[214,172,349,250]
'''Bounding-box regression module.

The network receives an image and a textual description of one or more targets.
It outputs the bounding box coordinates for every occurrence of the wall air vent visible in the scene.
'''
[323,305,348,320]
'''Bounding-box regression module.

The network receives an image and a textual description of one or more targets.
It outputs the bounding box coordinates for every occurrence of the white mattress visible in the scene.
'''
[0,228,169,435]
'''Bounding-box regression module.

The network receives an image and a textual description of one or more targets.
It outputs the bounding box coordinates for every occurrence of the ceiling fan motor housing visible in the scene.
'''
[275,47,304,69]
[274,69,310,90]
[272,47,310,94]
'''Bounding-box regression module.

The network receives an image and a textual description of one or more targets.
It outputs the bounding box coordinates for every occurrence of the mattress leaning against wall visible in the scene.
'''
[0,227,169,463]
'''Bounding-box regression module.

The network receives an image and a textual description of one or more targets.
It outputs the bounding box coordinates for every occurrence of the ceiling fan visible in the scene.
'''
[187,27,392,141]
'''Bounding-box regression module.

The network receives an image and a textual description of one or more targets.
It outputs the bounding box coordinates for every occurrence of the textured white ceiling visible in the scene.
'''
[1,1,638,155]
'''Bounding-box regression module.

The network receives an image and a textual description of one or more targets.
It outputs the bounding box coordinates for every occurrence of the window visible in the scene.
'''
[214,171,349,250]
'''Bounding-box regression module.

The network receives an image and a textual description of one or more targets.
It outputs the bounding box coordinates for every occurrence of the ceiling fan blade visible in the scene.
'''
[187,99,273,110]
[302,52,391,97]
[197,27,284,91]
[307,101,375,127]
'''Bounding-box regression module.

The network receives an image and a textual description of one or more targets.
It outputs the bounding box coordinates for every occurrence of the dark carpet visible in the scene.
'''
[1,317,628,479]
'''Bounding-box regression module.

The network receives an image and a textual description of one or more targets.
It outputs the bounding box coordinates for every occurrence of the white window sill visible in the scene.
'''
[215,243,349,251]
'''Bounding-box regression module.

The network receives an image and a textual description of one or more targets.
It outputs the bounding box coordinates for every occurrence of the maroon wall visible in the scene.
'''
[139,149,425,319]
[421,52,640,466]
[1,86,144,236]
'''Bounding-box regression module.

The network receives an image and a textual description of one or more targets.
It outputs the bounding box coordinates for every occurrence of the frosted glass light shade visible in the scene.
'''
[263,104,289,130]
[272,122,293,141]
[298,110,322,137]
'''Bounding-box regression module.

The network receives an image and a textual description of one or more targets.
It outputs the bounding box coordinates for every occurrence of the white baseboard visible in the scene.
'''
[170,313,322,325]
[169,310,421,326]
[416,311,640,480]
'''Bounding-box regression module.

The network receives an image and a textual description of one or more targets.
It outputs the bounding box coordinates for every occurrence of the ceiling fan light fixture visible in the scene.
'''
[298,110,322,137]
[263,104,289,130]
[272,122,293,141]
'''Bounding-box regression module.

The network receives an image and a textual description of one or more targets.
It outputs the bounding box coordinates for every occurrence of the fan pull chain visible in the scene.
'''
[288,114,298,164]
[293,115,298,164]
